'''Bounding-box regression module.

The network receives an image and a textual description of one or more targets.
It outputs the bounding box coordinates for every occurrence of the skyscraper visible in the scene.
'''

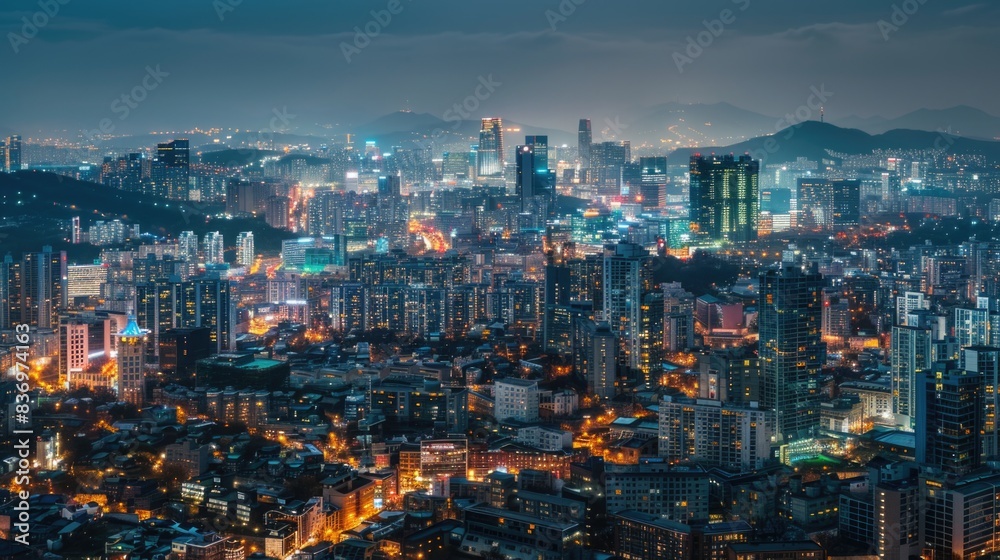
[515,144,537,211]
[602,243,652,371]
[178,231,199,263]
[5,135,21,173]
[639,156,668,210]
[151,139,190,200]
[115,316,148,407]
[203,231,225,265]
[759,264,825,442]
[476,118,504,177]
[797,178,860,230]
[689,154,760,244]
[915,360,985,476]
[578,119,592,169]
[0,253,22,329]
[236,232,255,267]
[890,325,932,429]
[21,246,67,330]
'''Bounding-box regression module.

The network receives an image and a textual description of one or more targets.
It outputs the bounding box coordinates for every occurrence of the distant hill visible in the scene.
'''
[0,171,296,256]
[666,121,1000,167]
[624,102,779,148]
[836,105,1000,140]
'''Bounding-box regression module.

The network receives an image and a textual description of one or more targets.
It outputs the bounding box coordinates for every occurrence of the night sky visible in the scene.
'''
[1,0,996,136]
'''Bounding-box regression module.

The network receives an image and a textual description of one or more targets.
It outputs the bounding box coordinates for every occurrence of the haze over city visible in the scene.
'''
[1,2,1000,560]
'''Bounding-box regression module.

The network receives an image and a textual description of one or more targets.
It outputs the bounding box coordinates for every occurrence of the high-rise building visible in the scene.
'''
[21,246,67,329]
[759,265,825,442]
[797,178,860,230]
[236,232,255,267]
[5,135,21,173]
[140,278,234,355]
[543,255,572,354]
[602,243,652,371]
[203,231,225,265]
[964,346,1000,458]
[151,139,190,200]
[663,282,695,351]
[689,154,760,244]
[178,231,199,263]
[115,316,148,407]
[890,325,932,430]
[0,254,22,330]
[638,156,668,210]
[578,119,592,170]
[574,318,618,400]
[658,395,775,471]
[476,118,504,177]
[515,144,537,211]
[915,360,985,476]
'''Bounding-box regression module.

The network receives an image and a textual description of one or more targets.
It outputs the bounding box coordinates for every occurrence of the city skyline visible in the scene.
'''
[1,1,999,136]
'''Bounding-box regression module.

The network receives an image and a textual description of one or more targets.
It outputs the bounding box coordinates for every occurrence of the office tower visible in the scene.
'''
[115,316,148,407]
[21,246,67,329]
[921,472,1000,560]
[178,231,199,263]
[689,154,760,244]
[151,139,190,200]
[158,327,211,382]
[524,135,548,174]
[71,216,82,244]
[203,232,224,265]
[797,178,861,230]
[638,156,668,210]
[476,118,504,177]
[915,361,985,476]
[638,291,664,384]
[699,347,760,406]
[759,265,825,442]
[602,243,652,371]
[658,395,775,471]
[515,144,537,211]
[955,306,990,353]
[964,346,1000,457]
[0,254,21,329]
[578,119,592,170]
[543,255,572,354]
[890,325,932,429]
[170,278,235,354]
[663,282,695,351]
[575,319,617,399]
[377,174,401,197]
[236,232,255,267]
[591,141,630,193]
[895,291,927,326]
[5,135,21,172]
[441,152,472,181]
